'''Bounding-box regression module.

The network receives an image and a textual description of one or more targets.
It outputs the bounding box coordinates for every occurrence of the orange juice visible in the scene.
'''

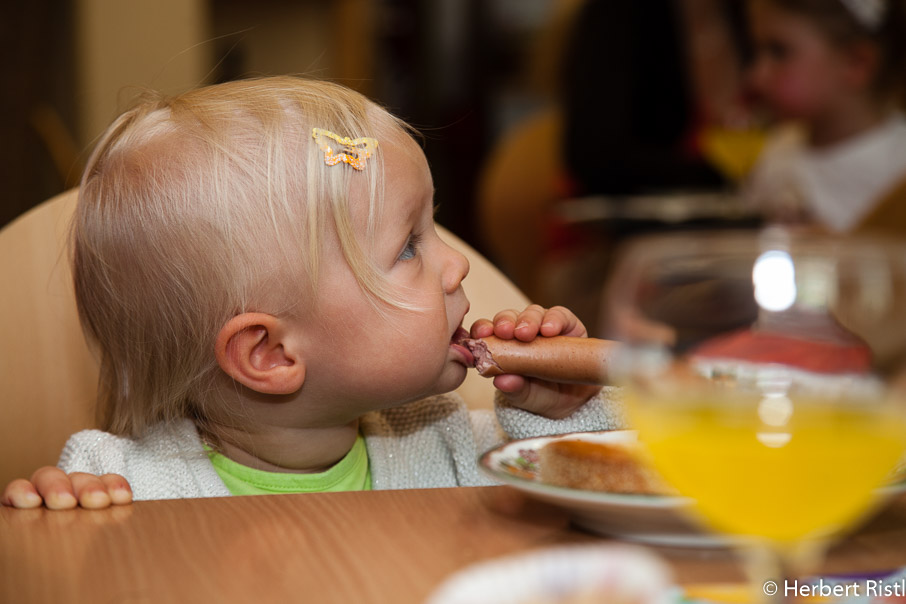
[628,393,906,544]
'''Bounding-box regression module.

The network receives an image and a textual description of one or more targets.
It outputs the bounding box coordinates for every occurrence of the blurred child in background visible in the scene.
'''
[744,0,906,234]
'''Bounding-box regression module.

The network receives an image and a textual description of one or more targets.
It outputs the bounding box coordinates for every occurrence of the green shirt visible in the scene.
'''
[206,434,372,495]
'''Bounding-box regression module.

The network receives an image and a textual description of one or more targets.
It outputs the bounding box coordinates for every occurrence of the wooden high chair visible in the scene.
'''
[0,189,528,488]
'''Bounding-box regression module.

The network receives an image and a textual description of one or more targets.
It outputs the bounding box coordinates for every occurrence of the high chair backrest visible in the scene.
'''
[0,189,97,488]
[0,189,528,487]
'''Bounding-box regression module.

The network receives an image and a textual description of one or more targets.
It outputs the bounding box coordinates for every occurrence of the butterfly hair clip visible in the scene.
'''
[312,128,379,171]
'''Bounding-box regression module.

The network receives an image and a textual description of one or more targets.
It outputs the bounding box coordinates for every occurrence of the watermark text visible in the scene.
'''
[763,578,906,598]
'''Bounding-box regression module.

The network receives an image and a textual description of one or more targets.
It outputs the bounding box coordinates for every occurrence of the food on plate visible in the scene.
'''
[539,438,675,495]
[462,336,620,385]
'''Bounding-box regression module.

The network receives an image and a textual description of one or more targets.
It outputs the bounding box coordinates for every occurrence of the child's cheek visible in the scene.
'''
[770,73,816,118]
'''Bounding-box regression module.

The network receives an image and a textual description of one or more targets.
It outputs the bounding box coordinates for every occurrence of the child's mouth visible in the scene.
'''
[450,327,475,366]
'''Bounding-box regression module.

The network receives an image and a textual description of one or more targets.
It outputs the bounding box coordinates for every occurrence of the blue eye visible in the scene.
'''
[398,233,422,261]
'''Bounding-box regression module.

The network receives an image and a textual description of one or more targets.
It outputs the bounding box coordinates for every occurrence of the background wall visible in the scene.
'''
[76,0,211,147]
[0,0,555,255]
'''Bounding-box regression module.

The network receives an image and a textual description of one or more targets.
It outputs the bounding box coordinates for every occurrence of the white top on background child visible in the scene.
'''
[744,0,906,232]
[2,76,618,509]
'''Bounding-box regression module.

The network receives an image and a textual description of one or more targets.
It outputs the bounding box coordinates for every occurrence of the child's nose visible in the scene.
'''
[443,244,470,295]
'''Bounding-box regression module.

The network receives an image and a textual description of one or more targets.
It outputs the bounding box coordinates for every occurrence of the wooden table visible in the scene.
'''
[3,487,906,603]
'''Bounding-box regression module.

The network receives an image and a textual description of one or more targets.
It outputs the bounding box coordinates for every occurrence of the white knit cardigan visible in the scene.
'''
[58,388,624,501]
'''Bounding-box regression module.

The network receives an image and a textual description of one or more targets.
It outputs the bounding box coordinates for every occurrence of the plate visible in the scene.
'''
[479,430,722,547]
[425,544,676,604]
[480,430,906,548]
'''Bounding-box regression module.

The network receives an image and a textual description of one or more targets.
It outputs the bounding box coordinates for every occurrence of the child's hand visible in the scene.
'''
[1,467,132,510]
[470,304,602,419]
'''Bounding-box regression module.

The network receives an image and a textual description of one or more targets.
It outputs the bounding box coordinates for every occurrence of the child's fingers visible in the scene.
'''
[493,375,569,418]
[539,306,587,338]
[100,474,133,505]
[492,373,527,394]
[473,304,588,340]
[468,318,495,339]
[1,479,44,509]
[488,308,520,339]
[69,472,114,509]
[512,305,547,340]
[31,466,78,510]
[495,375,600,420]
[483,304,545,341]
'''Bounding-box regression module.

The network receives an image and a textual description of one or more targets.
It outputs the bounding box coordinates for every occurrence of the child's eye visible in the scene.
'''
[765,40,790,61]
[398,233,422,262]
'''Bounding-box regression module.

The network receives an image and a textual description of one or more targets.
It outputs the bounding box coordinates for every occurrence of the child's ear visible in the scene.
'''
[214,313,306,395]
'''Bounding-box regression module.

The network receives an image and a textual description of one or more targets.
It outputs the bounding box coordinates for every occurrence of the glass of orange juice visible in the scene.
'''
[603,229,906,601]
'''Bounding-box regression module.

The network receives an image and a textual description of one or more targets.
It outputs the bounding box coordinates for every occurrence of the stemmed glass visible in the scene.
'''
[603,228,906,602]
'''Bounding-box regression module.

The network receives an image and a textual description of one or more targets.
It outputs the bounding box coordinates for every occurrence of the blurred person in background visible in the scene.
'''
[744,0,906,235]
[478,0,754,334]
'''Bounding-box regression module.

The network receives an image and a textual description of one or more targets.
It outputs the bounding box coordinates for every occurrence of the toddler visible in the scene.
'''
[2,76,621,509]
[744,0,906,233]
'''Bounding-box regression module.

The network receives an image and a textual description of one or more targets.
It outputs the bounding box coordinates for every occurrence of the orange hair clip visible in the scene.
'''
[312,128,379,171]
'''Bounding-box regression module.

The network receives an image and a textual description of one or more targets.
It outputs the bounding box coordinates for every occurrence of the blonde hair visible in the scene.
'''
[73,76,413,437]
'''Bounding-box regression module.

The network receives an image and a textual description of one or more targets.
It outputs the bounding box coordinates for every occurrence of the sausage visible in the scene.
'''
[462,336,620,385]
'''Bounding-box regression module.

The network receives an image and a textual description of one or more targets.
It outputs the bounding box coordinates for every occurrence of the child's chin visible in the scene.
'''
[437,363,469,392]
